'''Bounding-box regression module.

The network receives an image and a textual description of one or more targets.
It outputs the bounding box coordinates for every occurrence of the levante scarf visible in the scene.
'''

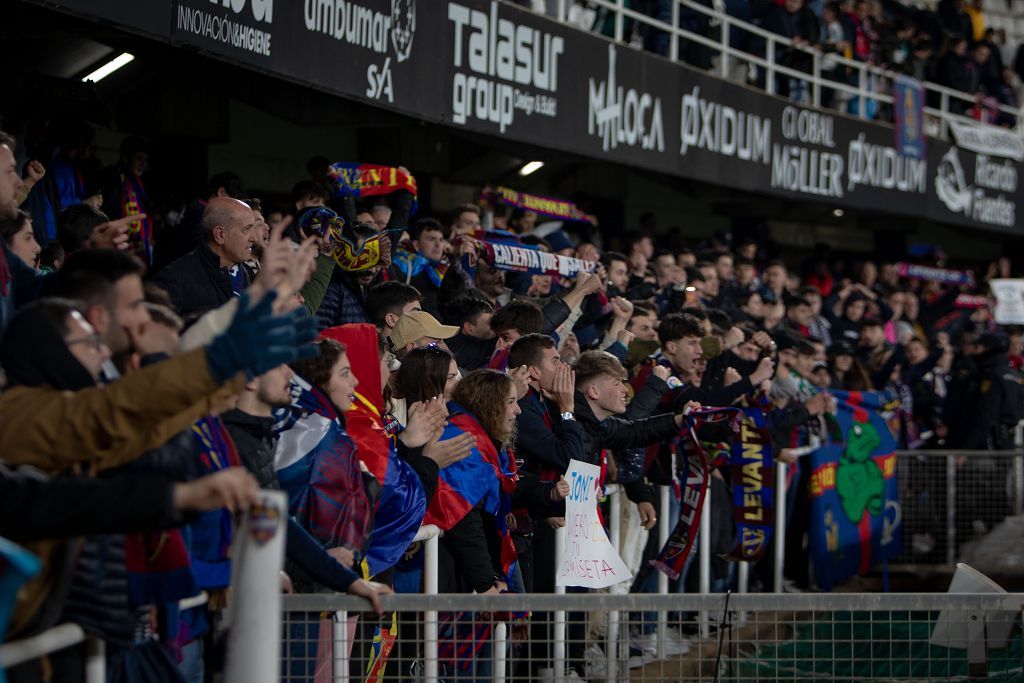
[486,186,597,224]
[327,162,418,208]
[455,229,597,279]
[652,408,737,579]
[895,261,975,287]
[652,407,775,577]
[724,409,775,562]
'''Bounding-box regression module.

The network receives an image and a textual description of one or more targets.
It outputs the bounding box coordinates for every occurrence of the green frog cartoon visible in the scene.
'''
[835,421,884,523]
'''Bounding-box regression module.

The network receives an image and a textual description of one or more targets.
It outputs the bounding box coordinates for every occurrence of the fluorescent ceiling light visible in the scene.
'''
[519,161,544,176]
[82,53,135,83]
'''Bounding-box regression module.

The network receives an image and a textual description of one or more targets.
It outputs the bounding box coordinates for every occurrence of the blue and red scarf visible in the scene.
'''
[120,172,153,265]
[424,405,518,581]
[187,415,241,591]
[485,186,597,225]
[652,408,740,579]
[326,162,418,214]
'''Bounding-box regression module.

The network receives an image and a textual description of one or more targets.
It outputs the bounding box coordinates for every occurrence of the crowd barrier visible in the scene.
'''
[281,592,1024,681]
[0,593,209,682]
[7,447,1024,681]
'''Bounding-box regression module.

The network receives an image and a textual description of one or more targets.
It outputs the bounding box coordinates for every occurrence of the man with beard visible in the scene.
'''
[223,364,295,488]
[54,249,151,377]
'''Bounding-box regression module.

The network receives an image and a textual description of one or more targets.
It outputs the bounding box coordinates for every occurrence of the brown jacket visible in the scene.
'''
[0,348,245,473]
[2,349,245,636]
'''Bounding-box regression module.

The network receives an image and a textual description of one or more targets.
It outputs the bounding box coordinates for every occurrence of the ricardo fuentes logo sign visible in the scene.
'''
[934,146,1016,228]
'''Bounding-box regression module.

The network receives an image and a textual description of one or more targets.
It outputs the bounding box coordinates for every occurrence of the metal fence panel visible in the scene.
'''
[281,593,1024,682]
[893,452,1024,568]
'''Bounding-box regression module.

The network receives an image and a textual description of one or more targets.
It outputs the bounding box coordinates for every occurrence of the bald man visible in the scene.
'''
[152,197,257,317]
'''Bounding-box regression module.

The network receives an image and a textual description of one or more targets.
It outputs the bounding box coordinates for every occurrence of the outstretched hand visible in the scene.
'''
[205,289,318,382]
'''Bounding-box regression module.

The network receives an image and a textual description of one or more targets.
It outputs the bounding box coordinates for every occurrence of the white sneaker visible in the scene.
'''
[583,644,607,679]
[632,629,691,657]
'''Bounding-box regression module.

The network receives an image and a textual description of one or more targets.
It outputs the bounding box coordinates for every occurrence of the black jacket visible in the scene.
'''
[572,390,679,505]
[515,387,586,476]
[151,241,249,318]
[950,352,1017,450]
[0,467,182,542]
[222,409,278,489]
[221,408,360,591]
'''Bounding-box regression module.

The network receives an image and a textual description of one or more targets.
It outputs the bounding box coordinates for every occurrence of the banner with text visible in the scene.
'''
[556,459,631,589]
[990,279,1024,324]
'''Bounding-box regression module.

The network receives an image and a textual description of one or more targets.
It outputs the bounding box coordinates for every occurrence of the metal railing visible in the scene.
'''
[894,449,1024,569]
[537,0,1021,139]
[11,447,1024,680]
[281,591,1024,681]
[0,592,210,681]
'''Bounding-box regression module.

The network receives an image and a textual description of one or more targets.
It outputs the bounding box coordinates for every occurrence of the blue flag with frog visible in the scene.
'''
[807,390,902,590]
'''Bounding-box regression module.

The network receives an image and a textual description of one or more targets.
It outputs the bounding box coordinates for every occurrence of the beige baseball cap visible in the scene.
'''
[391,310,459,349]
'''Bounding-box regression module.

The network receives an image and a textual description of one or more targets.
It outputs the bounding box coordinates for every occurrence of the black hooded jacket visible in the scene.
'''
[0,302,96,391]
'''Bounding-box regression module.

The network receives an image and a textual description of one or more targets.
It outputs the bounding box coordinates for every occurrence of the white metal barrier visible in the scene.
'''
[330,524,442,683]
[535,0,1021,138]
[0,594,211,681]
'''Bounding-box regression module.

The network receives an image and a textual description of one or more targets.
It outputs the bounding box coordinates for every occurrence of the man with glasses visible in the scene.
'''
[63,309,112,382]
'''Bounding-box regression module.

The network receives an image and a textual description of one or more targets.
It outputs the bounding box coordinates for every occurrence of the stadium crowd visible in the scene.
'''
[1,122,1023,681]
[528,0,1024,125]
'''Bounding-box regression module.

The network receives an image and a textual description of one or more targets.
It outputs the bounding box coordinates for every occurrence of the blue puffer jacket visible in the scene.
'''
[314,269,370,330]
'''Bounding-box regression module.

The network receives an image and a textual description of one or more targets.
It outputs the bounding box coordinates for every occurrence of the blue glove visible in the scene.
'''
[205,291,318,382]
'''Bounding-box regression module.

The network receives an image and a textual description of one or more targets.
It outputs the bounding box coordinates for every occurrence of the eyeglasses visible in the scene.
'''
[66,334,106,351]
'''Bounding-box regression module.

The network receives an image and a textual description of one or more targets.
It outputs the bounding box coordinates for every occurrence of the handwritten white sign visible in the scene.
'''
[555,459,632,589]
[991,279,1024,325]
